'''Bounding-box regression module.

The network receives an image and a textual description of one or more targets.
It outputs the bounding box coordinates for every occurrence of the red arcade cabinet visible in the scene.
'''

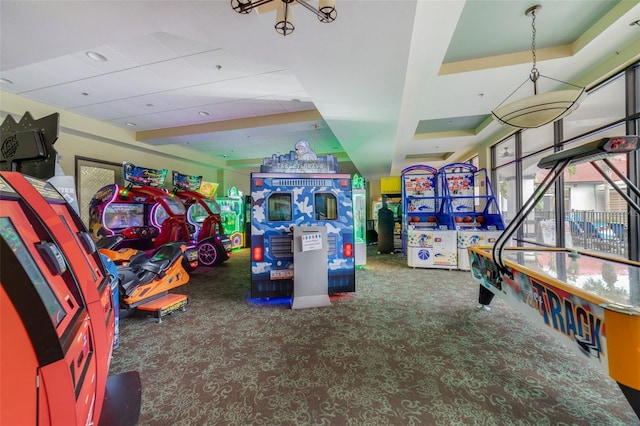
[89,163,199,270]
[172,170,231,267]
[0,112,140,425]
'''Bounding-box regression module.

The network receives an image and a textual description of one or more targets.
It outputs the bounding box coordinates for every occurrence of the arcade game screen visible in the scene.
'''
[189,203,209,224]
[188,199,220,224]
[268,194,292,221]
[0,217,66,327]
[104,203,144,230]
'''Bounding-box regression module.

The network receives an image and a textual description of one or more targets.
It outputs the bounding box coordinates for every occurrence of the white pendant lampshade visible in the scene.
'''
[492,5,586,129]
[493,88,587,129]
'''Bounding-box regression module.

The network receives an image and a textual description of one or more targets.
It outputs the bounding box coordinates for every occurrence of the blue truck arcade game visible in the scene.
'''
[250,140,355,299]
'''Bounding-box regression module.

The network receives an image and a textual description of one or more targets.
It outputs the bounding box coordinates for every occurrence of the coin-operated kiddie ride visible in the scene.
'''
[90,162,196,321]
[0,111,140,425]
[171,171,232,266]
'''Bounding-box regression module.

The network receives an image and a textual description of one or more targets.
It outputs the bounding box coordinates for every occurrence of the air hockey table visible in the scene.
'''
[469,246,640,417]
[469,135,640,418]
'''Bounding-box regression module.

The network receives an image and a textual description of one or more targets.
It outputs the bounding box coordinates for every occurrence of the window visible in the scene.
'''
[268,193,292,221]
[562,73,626,140]
[315,193,337,220]
[489,61,639,260]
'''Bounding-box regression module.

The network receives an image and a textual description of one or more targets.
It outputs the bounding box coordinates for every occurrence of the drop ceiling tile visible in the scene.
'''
[240,99,287,116]
[109,66,178,95]
[69,45,142,72]
[144,58,213,88]
[151,32,218,56]
[1,64,69,92]
[107,34,188,65]
[71,102,132,121]
[39,55,105,81]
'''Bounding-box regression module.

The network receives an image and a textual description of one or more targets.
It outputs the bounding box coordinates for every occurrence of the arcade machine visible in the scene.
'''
[172,171,232,266]
[90,162,199,268]
[352,174,367,266]
[438,163,505,270]
[0,111,140,425]
[90,163,196,322]
[468,136,640,419]
[250,141,355,299]
[217,186,246,250]
[372,197,401,235]
[377,196,395,254]
[402,165,457,269]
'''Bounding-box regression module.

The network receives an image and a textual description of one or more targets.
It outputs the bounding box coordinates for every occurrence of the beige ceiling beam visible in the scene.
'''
[438,44,572,75]
[136,109,324,141]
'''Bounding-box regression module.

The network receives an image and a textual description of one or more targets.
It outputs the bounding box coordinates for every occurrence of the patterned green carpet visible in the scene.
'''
[109,247,639,425]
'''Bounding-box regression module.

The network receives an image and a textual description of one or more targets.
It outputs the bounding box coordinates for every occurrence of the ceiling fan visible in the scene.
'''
[500,147,514,158]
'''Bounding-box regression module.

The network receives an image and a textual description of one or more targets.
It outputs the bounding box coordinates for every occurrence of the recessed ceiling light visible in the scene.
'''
[0,77,14,84]
[86,51,108,62]
[198,111,210,116]
[125,122,137,127]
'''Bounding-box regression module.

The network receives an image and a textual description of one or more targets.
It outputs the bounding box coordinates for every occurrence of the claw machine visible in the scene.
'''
[217,186,245,250]
[352,174,367,266]
[402,165,457,268]
[438,163,504,270]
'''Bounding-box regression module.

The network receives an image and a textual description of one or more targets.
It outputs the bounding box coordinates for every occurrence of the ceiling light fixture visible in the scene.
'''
[86,51,108,62]
[492,5,586,129]
[231,0,336,36]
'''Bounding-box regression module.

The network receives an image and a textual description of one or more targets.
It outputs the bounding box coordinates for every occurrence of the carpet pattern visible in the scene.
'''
[109,247,639,425]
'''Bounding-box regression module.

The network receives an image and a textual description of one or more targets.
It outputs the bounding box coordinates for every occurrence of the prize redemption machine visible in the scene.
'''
[217,186,246,250]
[352,174,367,266]
[250,146,355,299]
[469,136,640,419]
[171,171,232,266]
[0,112,140,425]
[90,163,197,321]
[402,165,457,269]
[438,163,504,270]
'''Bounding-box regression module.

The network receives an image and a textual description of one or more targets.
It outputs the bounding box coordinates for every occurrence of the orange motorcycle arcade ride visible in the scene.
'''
[90,163,197,322]
[99,237,190,322]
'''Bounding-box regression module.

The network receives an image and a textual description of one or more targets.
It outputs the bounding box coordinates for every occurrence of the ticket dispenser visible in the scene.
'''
[291,226,331,309]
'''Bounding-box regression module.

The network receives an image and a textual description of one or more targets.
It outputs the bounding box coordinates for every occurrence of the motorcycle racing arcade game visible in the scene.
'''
[90,163,194,321]
[0,111,140,425]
